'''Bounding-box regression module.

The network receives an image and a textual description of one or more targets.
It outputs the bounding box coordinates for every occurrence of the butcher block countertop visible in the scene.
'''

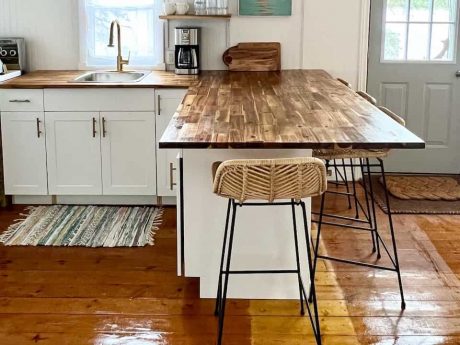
[159,70,425,150]
[0,70,198,89]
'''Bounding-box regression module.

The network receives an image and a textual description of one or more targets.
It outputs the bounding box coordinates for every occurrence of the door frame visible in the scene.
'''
[358,0,371,91]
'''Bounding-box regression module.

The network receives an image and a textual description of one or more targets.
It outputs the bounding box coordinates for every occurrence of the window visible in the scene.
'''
[80,0,164,68]
[382,0,458,62]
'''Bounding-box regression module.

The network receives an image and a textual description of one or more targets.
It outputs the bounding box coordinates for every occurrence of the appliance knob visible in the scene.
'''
[9,50,17,57]
[0,49,7,57]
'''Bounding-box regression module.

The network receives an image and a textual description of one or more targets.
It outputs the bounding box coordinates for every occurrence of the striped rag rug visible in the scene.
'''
[0,205,163,247]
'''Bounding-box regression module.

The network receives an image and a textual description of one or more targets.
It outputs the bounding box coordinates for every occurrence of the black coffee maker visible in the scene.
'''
[175,27,200,75]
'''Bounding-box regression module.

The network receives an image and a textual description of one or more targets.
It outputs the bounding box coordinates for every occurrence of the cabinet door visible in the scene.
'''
[156,89,187,197]
[46,112,102,195]
[1,112,48,195]
[101,112,156,195]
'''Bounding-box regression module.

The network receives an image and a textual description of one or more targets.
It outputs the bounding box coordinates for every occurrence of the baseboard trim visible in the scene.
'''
[12,195,177,206]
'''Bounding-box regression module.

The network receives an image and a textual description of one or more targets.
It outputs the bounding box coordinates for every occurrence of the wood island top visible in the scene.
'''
[159,70,425,150]
[0,70,198,89]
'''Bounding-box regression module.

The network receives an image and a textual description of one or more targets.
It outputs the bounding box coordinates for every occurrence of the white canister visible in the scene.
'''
[175,2,190,15]
[164,1,176,15]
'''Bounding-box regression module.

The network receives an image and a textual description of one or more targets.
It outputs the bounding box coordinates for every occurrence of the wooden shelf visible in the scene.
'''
[159,14,231,20]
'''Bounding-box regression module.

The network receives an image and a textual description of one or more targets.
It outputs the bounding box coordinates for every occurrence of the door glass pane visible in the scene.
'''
[431,23,456,60]
[384,23,408,60]
[409,0,433,21]
[433,0,458,22]
[407,24,430,60]
[386,0,409,21]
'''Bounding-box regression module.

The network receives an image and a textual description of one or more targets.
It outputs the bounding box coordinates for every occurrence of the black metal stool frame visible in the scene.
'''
[312,158,386,255]
[214,199,322,345]
[312,159,380,253]
[310,158,406,310]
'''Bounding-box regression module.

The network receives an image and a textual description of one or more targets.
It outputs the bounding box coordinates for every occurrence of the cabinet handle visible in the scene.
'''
[9,99,31,103]
[36,118,42,138]
[102,117,107,138]
[92,117,97,138]
[157,95,161,115]
[169,162,177,191]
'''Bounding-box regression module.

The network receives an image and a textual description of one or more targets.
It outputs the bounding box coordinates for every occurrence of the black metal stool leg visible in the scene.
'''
[291,199,305,316]
[215,199,232,316]
[378,159,406,310]
[217,200,237,345]
[349,159,360,219]
[360,158,377,253]
[365,158,381,259]
[309,191,326,304]
[341,159,352,209]
[301,201,322,345]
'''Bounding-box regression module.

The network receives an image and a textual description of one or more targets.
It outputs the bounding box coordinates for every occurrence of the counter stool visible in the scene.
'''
[311,106,407,310]
[357,91,377,106]
[212,158,327,345]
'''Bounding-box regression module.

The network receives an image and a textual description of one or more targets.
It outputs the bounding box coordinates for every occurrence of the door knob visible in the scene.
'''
[456,71,460,77]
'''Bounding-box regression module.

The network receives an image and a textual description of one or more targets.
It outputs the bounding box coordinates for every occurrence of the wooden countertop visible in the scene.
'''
[0,70,198,89]
[159,70,425,150]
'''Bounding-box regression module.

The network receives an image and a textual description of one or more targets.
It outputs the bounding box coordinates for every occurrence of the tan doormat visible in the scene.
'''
[383,175,460,201]
[365,175,460,215]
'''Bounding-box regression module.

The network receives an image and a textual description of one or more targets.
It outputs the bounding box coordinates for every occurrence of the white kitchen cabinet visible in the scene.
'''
[101,112,156,195]
[155,89,187,197]
[46,112,102,195]
[1,112,48,195]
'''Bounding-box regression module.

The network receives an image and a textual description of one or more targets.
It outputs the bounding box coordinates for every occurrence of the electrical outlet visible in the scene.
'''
[166,50,175,65]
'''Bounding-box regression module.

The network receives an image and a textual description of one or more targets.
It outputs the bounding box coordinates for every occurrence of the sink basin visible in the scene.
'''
[73,71,150,83]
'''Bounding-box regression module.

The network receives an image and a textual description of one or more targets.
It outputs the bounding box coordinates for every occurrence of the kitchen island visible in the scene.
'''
[159,70,425,299]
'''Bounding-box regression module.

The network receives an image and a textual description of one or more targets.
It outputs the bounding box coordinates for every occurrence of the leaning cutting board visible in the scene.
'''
[222,42,281,71]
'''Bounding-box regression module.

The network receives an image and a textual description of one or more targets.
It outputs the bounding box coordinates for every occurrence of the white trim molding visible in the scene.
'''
[358,0,371,91]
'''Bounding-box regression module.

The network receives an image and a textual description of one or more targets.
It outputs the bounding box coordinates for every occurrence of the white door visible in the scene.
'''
[1,112,48,195]
[155,89,187,197]
[368,0,460,173]
[46,112,102,195]
[100,112,156,195]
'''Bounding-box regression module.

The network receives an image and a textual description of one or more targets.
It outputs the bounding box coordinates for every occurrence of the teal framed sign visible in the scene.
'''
[238,0,292,16]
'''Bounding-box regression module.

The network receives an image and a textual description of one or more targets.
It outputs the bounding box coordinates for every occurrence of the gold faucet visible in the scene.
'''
[108,20,129,72]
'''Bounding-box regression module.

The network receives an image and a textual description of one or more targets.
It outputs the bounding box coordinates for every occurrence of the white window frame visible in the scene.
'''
[381,0,460,64]
[78,0,165,70]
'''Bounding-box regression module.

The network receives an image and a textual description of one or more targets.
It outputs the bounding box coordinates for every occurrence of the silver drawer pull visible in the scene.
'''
[157,95,161,115]
[36,118,42,138]
[9,99,31,103]
[170,163,177,190]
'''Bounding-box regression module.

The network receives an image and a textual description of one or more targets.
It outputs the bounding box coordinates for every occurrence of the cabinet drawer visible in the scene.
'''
[0,90,44,111]
[44,89,156,111]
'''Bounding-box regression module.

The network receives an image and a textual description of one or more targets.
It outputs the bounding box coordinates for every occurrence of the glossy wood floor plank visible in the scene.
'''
[1,186,460,344]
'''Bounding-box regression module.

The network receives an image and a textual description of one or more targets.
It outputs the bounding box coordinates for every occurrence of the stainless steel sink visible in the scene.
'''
[73,71,150,83]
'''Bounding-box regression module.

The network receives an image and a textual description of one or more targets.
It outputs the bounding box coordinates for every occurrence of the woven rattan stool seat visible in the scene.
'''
[313,148,389,160]
[213,157,327,203]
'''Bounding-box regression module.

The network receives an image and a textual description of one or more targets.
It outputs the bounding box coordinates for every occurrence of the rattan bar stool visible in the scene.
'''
[357,91,378,106]
[212,158,327,345]
[311,106,407,310]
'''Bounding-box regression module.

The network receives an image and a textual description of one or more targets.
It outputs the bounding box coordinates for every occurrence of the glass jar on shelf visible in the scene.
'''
[194,0,206,15]
[206,0,217,15]
[216,0,228,15]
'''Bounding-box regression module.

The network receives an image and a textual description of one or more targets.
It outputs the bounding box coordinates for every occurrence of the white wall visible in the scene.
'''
[0,0,367,87]
[0,0,80,70]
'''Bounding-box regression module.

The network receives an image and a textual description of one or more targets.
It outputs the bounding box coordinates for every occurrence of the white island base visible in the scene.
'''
[179,149,314,299]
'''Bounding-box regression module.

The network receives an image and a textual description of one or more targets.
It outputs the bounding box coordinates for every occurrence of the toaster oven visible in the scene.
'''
[0,38,26,71]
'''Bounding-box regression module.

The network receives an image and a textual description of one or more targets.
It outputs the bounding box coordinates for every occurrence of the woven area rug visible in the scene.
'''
[366,175,460,215]
[0,205,163,247]
[384,175,460,201]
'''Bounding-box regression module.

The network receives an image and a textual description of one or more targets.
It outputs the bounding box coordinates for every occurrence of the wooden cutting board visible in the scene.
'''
[222,42,281,72]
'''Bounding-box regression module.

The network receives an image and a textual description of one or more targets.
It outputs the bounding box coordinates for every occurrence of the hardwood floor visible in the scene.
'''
[1,188,460,344]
